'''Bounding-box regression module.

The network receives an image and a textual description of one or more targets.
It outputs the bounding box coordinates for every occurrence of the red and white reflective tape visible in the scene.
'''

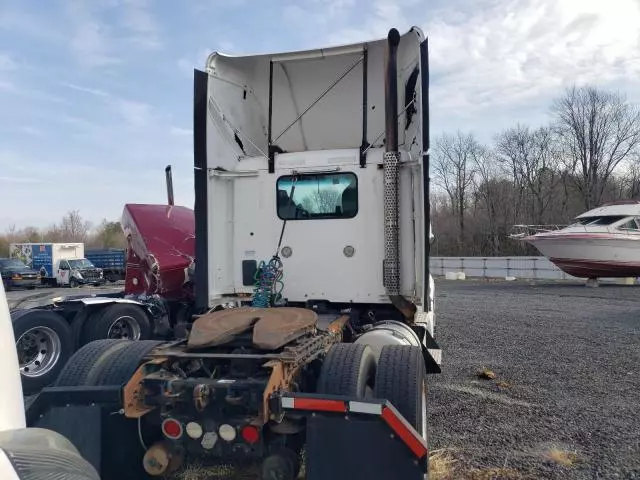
[279,396,428,460]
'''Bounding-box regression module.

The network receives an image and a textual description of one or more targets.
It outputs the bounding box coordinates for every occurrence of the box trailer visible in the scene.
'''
[85,248,126,282]
[9,243,105,287]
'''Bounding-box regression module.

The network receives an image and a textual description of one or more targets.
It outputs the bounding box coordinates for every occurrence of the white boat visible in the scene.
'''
[510,201,640,278]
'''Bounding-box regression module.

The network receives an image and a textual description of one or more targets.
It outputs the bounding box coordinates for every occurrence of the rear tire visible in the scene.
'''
[54,339,162,480]
[374,345,427,439]
[88,340,163,386]
[55,339,131,387]
[81,304,152,344]
[12,309,74,394]
[316,343,376,397]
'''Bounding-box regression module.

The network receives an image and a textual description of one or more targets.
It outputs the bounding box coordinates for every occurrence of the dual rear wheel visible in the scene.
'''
[262,343,428,480]
[14,304,152,395]
[317,342,428,437]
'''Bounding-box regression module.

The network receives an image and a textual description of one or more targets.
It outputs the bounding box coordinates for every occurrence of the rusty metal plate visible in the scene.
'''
[187,307,262,349]
[252,307,318,350]
[186,307,318,350]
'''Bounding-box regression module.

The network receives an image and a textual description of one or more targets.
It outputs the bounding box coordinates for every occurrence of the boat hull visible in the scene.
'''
[524,234,640,278]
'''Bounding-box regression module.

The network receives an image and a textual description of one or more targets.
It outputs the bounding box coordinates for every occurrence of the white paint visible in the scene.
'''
[0,450,19,480]
[204,28,429,307]
[0,282,26,432]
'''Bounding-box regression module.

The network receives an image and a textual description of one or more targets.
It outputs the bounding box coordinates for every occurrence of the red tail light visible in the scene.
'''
[161,418,183,439]
[241,425,260,444]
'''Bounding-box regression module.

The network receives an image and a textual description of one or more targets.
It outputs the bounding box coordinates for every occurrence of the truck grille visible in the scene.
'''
[82,270,101,280]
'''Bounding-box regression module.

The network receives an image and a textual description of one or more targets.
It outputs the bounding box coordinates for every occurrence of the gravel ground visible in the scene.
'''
[429,279,640,479]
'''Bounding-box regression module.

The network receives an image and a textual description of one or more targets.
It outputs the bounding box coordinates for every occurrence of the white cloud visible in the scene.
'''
[170,127,193,136]
[61,82,110,97]
[320,0,640,138]
[68,17,121,67]
[119,0,162,49]
[424,0,640,114]
[111,98,153,128]
[18,126,44,137]
[0,53,17,72]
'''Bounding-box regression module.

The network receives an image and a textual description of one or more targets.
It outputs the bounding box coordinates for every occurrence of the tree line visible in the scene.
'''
[0,210,126,258]
[431,85,640,257]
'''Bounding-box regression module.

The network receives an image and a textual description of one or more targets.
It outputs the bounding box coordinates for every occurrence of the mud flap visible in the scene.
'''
[25,386,123,476]
[277,393,428,480]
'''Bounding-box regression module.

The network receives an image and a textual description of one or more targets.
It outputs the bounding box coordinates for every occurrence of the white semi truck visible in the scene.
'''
[20,26,440,480]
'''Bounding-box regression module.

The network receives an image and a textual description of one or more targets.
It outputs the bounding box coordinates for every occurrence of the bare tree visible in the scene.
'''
[495,124,562,224]
[471,146,503,254]
[552,85,640,209]
[301,190,341,214]
[432,131,478,249]
[60,210,92,242]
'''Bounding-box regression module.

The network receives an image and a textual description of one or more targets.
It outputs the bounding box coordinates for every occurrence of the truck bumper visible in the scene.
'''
[27,388,430,480]
[5,278,39,289]
[77,278,106,286]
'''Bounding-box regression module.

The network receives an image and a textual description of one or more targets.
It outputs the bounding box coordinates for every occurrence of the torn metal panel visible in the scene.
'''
[121,204,195,301]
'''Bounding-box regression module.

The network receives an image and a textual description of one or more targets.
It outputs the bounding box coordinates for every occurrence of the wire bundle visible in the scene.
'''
[251,256,284,308]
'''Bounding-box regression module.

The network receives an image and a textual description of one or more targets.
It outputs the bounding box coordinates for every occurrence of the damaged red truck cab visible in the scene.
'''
[122,203,196,302]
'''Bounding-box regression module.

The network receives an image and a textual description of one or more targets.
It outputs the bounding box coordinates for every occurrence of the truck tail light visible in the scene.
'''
[161,418,183,439]
[241,425,260,444]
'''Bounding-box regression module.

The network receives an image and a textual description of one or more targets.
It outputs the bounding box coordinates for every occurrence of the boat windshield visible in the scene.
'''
[572,215,627,226]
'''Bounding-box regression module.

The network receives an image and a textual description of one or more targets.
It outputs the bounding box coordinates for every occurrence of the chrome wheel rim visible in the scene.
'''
[107,315,141,340]
[17,326,62,378]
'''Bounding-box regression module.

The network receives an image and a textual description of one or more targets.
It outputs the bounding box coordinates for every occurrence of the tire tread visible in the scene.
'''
[374,345,425,431]
[317,343,374,396]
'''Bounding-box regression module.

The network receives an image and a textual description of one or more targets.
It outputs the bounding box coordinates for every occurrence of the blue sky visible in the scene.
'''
[1,0,639,230]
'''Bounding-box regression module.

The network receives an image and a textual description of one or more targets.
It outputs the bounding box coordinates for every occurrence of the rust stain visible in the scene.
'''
[123,357,167,418]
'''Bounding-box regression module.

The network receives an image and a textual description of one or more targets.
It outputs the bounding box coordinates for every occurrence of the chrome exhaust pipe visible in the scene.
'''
[165,165,175,206]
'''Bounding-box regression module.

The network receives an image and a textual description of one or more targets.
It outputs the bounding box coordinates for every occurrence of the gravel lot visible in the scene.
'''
[429,279,640,479]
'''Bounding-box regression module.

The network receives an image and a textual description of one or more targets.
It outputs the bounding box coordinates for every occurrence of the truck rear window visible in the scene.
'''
[276,172,358,220]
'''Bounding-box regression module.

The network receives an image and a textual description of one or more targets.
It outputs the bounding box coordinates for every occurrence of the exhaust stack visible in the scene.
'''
[165,165,175,206]
[383,28,416,320]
